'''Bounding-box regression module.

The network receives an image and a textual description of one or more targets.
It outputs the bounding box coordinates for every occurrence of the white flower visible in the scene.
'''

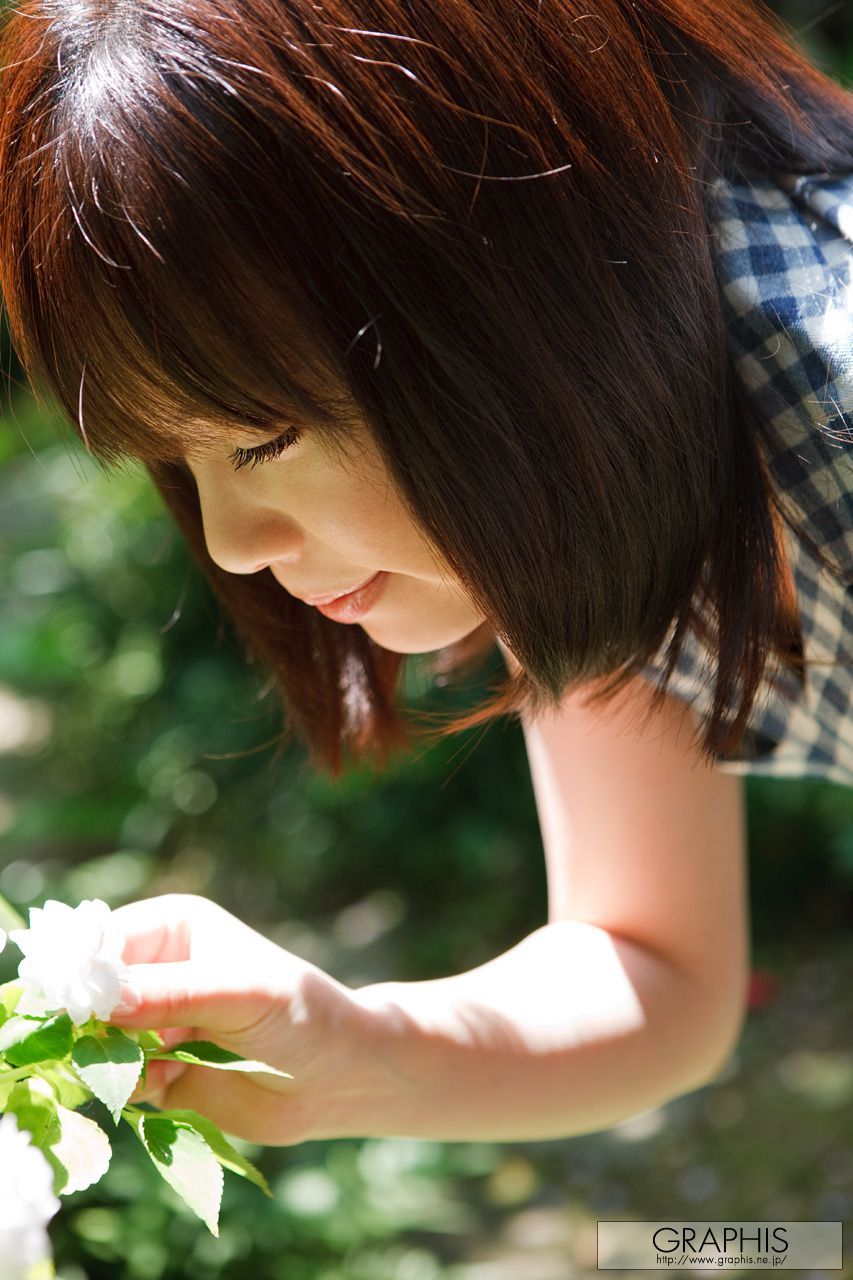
[0,927,6,956]
[0,1112,60,1280]
[7,898,131,1026]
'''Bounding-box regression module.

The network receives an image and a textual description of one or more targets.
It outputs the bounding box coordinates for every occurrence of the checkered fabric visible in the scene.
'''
[640,171,853,787]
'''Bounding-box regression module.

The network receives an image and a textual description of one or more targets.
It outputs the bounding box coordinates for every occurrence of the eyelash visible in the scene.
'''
[227,426,301,471]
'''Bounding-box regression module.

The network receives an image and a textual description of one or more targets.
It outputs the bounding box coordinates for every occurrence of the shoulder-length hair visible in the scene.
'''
[1,0,851,780]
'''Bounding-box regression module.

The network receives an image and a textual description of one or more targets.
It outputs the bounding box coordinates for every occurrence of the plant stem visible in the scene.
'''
[30,1063,63,1099]
[0,1064,37,1084]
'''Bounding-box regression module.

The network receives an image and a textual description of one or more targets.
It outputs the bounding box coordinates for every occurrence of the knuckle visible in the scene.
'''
[163,988,193,1023]
[160,1025,193,1050]
[161,891,205,913]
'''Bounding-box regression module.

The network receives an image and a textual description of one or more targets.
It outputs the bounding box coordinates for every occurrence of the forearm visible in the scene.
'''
[343,921,739,1142]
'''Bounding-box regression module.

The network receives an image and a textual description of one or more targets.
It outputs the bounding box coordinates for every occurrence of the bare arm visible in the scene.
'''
[347,645,750,1142]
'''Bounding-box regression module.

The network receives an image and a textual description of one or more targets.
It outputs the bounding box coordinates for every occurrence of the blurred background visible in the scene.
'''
[1,2,852,1277]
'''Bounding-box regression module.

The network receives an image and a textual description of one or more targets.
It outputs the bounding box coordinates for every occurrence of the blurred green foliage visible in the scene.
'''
[0,1,852,1276]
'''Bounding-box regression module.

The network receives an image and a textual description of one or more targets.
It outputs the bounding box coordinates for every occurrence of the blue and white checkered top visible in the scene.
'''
[641,170,853,788]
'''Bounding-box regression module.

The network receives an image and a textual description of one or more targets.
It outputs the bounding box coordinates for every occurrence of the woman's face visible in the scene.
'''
[184,417,488,653]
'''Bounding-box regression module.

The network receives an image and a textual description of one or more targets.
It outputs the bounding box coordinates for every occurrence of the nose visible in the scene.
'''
[192,465,303,575]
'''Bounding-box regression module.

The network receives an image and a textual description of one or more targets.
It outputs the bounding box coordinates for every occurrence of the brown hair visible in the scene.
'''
[1,0,851,780]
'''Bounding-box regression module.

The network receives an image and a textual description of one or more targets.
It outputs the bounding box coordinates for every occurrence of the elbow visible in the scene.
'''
[632,947,749,1113]
[678,971,749,1094]
[703,994,748,1086]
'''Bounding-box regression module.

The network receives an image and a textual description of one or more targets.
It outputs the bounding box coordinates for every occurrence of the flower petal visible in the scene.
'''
[7,898,130,1027]
[0,1112,61,1277]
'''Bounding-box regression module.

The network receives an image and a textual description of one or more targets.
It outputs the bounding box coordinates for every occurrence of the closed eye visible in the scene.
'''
[227,426,302,471]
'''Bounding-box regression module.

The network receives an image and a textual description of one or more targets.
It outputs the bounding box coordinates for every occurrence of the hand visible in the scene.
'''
[107,893,382,1146]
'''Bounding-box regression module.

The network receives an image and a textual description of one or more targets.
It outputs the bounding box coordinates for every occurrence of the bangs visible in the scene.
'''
[20,211,360,471]
[1,6,366,472]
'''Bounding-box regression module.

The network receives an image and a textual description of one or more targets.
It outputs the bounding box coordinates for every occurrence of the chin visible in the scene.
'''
[361,610,489,656]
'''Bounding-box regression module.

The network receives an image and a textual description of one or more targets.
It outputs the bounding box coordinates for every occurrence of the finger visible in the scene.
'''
[131,1057,188,1106]
[128,1026,194,1103]
[108,960,274,1037]
[110,896,203,966]
[158,1025,196,1051]
[153,1066,307,1147]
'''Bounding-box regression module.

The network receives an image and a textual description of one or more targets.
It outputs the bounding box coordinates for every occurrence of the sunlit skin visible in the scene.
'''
[185,417,489,654]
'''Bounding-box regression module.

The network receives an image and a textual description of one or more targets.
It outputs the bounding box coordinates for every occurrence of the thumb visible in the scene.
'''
[108,961,272,1036]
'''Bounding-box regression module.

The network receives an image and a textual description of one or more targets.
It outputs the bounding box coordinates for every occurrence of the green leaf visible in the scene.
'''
[154,1107,273,1198]
[128,1112,223,1236]
[1,1013,74,1066]
[43,1063,92,1112]
[3,1077,68,1194]
[0,982,23,1018]
[4,1078,61,1152]
[52,1104,111,1194]
[0,1015,46,1052]
[0,892,26,931]
[135,1028,165,1053]
[71,1027,144,1125]
[150,1039,293,1080]
[0,1062,89,1113]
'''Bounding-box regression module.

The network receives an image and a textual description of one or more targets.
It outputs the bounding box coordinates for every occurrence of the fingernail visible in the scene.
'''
[113,985,140,1017]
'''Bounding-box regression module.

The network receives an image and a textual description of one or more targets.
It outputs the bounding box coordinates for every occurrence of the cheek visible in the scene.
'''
[302,443,438,569]
[333,502,418,562]
[317,470,418,553]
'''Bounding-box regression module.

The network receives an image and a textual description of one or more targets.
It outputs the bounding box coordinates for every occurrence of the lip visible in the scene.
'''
[312,571,389,623]
[302,573,379,606]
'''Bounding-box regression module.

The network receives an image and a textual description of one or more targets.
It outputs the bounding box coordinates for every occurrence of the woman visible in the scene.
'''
[0,0,850,1144]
